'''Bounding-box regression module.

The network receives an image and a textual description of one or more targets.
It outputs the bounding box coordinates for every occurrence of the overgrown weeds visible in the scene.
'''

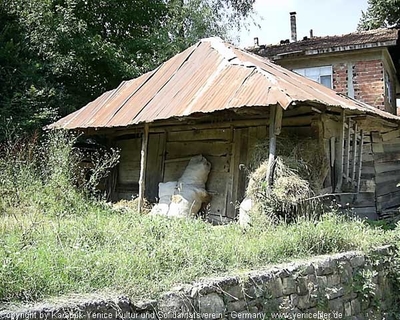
[0,208,392,303]
[0,130,119,218]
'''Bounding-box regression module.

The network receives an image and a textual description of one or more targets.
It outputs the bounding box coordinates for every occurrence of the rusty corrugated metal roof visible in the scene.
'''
[49,37,400,130]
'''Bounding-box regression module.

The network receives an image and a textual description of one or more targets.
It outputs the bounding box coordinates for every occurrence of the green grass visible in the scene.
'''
[0,207,394,303]
[0,131,397,304]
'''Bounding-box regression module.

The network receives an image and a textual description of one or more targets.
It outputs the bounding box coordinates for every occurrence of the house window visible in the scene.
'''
[293,66,333,88]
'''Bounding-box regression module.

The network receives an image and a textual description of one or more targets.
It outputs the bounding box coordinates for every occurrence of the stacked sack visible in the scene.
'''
[150,155,211,218]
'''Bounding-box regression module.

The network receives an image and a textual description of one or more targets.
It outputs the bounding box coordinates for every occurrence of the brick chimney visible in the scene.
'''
[290,12,297,42]
[254,37,259,47]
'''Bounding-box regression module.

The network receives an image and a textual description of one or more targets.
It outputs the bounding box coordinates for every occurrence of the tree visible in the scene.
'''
[0,0,255,140]
[358,0,400,30]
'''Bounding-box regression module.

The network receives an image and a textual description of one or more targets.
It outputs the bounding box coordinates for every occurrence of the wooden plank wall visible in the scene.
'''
[370,129,400,219]
[351,132,378,219]
[112,108,324,222]
[145,133,166,202]
[320,115,380,219]
[162,128,232,222]
[115,137,141,200]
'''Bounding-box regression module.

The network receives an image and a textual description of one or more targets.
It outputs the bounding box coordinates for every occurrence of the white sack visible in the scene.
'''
[178,155,211,187]
[168,184,209,218]
[150,181,177,216]
[238,197,253,228]
[151,155,211,218]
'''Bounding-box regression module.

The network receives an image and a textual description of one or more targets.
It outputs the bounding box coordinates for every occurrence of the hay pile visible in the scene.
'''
[246,135,329,223]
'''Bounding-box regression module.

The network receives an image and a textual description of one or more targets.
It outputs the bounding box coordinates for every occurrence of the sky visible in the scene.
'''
[238,0,369,48]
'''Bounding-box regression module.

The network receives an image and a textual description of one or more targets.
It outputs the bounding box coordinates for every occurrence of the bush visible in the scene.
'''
[0,130,119,218]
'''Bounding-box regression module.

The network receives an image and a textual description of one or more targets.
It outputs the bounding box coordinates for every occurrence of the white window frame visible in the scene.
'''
[293,66,333,89]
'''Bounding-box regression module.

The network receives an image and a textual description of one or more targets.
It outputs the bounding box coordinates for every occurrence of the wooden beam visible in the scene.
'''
[344,117,351,182]
[351,122,358,183]
[335,110,345,192]
[275,106,283,135]
[138,123,149,212]
[148,118,270,133]
[266,106,276,186]
[330,137,336,167]
[356,130,364,193]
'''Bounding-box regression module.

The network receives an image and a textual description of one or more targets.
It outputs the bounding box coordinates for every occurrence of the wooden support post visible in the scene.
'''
[356,130,364,193]
[275,105,283,135]
[330,137,336,167]
[266,105,282,186]
[345,117,351,182]
[335,110,345,192]
[351,122,358,183]
[138,123,149,213]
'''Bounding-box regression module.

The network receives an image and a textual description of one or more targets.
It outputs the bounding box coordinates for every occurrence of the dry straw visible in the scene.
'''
[246,134,329,222]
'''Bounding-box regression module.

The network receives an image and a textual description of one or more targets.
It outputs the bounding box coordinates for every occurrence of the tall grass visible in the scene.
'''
[0,209,392,303]
[0,131,396,304]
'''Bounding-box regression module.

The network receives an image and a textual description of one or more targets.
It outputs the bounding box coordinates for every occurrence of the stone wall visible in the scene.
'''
[0,246,397,320]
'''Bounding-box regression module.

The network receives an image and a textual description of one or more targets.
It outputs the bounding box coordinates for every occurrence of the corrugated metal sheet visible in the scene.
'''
[49,37,400,130]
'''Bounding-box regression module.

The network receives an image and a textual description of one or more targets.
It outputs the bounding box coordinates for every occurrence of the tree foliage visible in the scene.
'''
[0,0,254,140]
[358,0,400,30]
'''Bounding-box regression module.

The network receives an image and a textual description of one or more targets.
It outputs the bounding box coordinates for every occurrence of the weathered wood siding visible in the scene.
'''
[370,129,400,219]
[337,126,400,220]
[352,132,377,219]
[112,107,360,222]
[115,137,141,200]
[163,127,233,222]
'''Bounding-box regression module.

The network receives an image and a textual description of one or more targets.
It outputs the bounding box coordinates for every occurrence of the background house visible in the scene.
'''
[248,13,400,115]
[50,38,400,223]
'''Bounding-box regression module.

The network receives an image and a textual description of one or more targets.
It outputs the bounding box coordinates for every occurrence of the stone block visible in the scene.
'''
[223,285,244,302]
[325,286,345,300]
[276,268,291,278]
[338,261,353,283]
[328,298,344,313]
[249,272,273,285]
[158,292,193,314]
[344,301,352,317]
[349,255,365,268]
[297,264,315,276]
[317,276,328,289]
[351,299,361,315]
[342,292,357,302]
[227,300,247,312]
[297,294,317,310]
[134,300,157,312]
[277,296,292,312]
[266,277,283,298]
[290,294,299,307]
[326,274,341,287]
[198,293,225,317]
[315,258,336,276]
[296,277,309,295]
[245,283,264,299]
[282,277,297,295]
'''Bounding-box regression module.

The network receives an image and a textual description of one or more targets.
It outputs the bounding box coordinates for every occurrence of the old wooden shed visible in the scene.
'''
[49,37,400,223]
